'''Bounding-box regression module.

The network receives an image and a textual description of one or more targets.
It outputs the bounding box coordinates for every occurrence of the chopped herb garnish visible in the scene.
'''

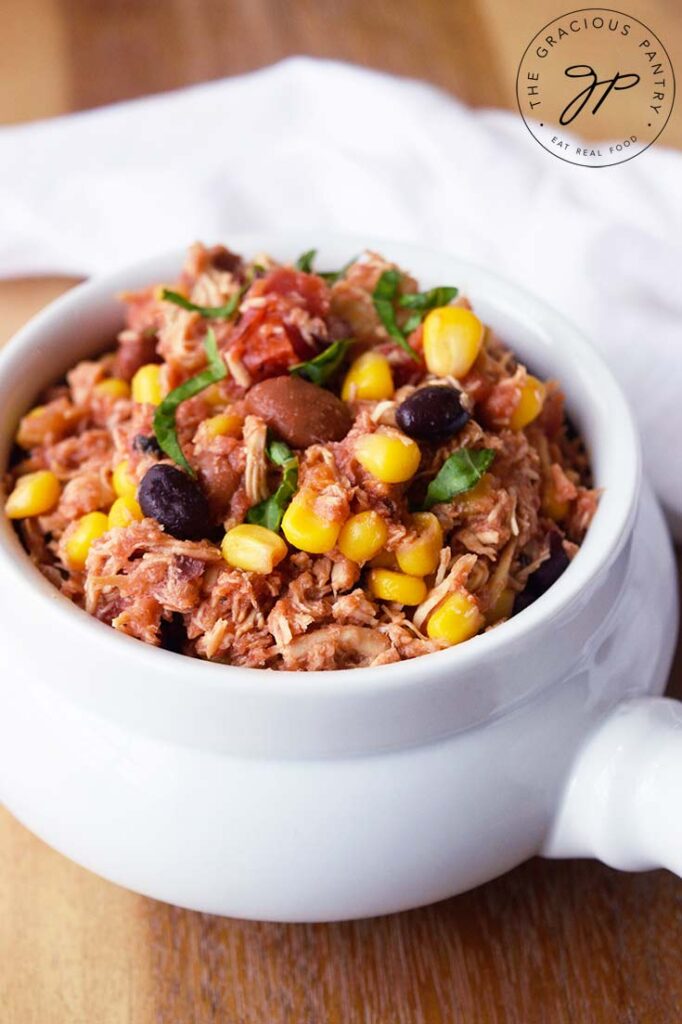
[153,329,227,476]
[423,448,495,510]
[161,288,240,320]
[290,339,353,386]
[399,285,459,334]
[296,249,317,273]
[373,274,459,355]
[399,285,459,312]
[372,270,420,361]
[294,250,356,284]
[246,437,299,532]
[266,439,295,468]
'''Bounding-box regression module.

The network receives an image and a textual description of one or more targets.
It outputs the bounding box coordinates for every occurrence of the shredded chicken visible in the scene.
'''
[6,243,598,671]
[283,625,390,670]
[225,349,252,388]
[242,415,269,504]
[413,554,478,631]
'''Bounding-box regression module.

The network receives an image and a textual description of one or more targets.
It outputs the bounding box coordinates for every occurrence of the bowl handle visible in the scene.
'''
[544,696,682,875]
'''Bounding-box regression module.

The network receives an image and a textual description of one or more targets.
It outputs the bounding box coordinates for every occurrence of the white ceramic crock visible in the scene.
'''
[0,235,679,923]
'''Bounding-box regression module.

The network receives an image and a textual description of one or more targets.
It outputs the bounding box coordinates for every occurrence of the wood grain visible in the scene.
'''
[1,3,682,1020]
[59,0,505,115]
[0,0,68,124]
[2,817,682,1024]
[5,0,682,145]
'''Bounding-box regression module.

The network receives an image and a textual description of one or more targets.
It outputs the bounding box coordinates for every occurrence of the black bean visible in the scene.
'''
[564,415,579,442]
[513,533,570,614]
[396,386,470,442]
[138,464,210,540]
[159,612,187,654]
[133,433,161,455]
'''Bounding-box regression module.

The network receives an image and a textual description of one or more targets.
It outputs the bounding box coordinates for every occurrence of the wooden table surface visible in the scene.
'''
[1,3,681,1022]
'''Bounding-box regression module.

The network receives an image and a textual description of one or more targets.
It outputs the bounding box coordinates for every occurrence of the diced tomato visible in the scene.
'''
[460,366,493,405]
[227,268,331,381]
[249,268,330,319]
[228,308,303,381]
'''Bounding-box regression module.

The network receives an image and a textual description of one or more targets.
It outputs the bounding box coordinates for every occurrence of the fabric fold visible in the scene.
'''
[0,56,680,530]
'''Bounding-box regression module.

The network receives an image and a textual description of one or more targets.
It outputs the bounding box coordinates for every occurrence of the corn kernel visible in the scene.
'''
[427,591,483,646]
[65,511,109,570]
[221,524,288,573]
[423,307,484,378]
[338,510,388,564]
[112,459,137,500]
[281,492,342,554]
[541,480,570,521]
[368,568,427,606]
[204,412,243,439]
[108,495,143,529]
[94,378,131,401]
[396,512,443,576]
[485,587,515,625]
[509,375,545,431]
[131,364,163,405]
[370,549,399,570]
[4,470,61,519]
[341,352,394,402]
[355,432,421,484]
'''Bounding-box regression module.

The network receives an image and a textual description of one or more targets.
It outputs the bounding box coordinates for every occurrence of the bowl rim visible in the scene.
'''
[0,232,641,701]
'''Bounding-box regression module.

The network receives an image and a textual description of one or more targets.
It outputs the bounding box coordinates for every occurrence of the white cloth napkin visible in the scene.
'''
[0,57,680,533]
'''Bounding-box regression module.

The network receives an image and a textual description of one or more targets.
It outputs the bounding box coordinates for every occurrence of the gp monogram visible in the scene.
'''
[516,8,675,167]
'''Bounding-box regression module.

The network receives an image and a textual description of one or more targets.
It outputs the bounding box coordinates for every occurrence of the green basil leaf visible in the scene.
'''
[296,249,317,272]
[290,339,352,386]
[423,448,495,510]
[161,288,240,320]
[402,311,423,336]
[295,250,356,285]
[266,437,295,467]
[398,286,459,340]
[399,285,458,312]
[153,329,228,476]
[372,270,420,361]
[373,268,401,303]
[246,438,299,532]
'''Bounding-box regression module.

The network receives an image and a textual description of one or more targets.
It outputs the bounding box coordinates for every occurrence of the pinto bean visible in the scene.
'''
[209,245,244,276]
[244,376,352,449]
[113,330,160,381]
